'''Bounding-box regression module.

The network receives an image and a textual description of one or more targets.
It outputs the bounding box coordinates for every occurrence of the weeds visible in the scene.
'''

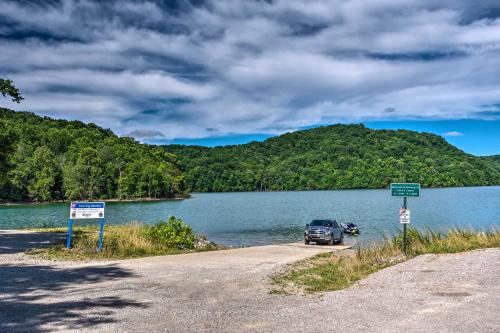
[27,217,219,260]
[271,228,500,293]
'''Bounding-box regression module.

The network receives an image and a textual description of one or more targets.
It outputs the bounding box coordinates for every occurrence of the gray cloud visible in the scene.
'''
[1,0,500,140]
[126,129,165,139]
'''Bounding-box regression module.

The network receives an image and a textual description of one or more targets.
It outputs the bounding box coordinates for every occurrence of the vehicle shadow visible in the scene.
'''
[0,263,145,332]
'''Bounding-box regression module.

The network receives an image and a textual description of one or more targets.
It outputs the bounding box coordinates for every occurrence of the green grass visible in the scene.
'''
[270,228,500,294]
[27,222,219,260]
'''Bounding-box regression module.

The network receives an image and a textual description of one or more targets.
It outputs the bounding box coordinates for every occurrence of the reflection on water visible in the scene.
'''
[1,186,499,246]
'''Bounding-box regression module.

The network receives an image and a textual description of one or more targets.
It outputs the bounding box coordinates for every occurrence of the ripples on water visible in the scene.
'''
[1,187,499,246]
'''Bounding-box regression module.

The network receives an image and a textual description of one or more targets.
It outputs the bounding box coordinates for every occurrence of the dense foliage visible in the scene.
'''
[0,108,185,202]
[145,216,196,249]
[1,108,498,202]
[165,124,500,191]
[482,154,500,165]
[28,217,214,260]
[0,78,23,103]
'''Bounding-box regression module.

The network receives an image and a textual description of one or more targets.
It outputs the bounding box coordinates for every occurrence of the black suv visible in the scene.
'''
[304,219,344,245]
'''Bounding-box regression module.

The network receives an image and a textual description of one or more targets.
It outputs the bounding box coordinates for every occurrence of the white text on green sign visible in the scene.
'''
[391,183,420,197]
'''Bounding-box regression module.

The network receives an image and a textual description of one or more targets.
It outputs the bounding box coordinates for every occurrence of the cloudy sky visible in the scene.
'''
[1,0,499,154]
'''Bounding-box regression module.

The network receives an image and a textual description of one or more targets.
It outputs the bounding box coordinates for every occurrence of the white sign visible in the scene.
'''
[400,208,410,224]
[70,202,105,219]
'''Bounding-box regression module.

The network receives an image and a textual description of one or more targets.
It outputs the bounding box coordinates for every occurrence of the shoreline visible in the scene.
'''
[0,195,190,206]
[2,185,499,205]
[190,184,500,194]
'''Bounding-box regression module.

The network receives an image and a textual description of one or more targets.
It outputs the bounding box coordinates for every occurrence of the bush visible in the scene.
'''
[27,218,212,259]
[145,216,196,249]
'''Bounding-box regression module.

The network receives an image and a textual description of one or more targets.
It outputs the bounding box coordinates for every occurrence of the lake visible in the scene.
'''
[1,186,499,247]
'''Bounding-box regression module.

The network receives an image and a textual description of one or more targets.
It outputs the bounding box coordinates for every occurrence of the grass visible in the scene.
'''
[27,222,220,260]
[270,228,500,294]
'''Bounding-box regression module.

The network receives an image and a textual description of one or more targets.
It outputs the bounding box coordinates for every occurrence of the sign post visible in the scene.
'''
[98,218,105,252]
[66,217,73,249]
[391,183,420,255]
[67,202,106,251]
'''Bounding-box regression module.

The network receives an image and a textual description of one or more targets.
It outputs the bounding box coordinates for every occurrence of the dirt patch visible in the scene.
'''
[432,291,472,297]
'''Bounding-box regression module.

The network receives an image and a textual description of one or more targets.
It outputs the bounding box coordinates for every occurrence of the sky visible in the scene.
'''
[1,0,499,155]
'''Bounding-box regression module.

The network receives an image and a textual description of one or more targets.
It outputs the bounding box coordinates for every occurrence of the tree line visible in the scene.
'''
[165,124,500,192]
[0,108,186,202]
[2,107,499,202]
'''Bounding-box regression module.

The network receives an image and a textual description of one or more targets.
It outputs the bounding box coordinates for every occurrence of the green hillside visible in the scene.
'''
[482,154,500,164]
[164,124,500,192]
[1,108,498,203]
[0,108,186,203]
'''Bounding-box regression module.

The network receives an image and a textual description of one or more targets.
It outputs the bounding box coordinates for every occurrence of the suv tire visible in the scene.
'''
[338,233,344,244]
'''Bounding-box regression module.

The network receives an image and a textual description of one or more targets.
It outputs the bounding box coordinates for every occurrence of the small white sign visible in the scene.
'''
[400,208,410,224]
[70,202,105,219]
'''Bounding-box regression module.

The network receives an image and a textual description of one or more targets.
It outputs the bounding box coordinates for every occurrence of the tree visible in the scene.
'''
[165,124,500,191]
[0,108,187,202]
[0,79,23,103]
[8,142,33,200]
[0,120,16,187]
[0,83,23,192]
[27,146,58,202]
[63,147,104,200]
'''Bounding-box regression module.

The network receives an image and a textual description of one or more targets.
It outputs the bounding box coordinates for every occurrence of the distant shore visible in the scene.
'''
[3,184,500,205]
[0,195,190,206]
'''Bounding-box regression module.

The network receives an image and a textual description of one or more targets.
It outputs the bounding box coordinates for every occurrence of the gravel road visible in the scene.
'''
[0,230,498,333]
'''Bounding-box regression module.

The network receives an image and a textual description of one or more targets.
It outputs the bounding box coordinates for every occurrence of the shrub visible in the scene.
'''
[27,218,212,259]
[145,216,196,249]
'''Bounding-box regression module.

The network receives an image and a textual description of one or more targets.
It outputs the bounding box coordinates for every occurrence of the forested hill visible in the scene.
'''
[482,154,500,164]
[164,124,500,192]
[1,108,499,202]
[0,108,185,203]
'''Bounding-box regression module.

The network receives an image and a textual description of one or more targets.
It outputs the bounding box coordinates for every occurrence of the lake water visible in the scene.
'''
[1,186,499,247]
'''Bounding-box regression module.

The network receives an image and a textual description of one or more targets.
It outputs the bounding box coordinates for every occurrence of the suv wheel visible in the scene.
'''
[338,233,344,244]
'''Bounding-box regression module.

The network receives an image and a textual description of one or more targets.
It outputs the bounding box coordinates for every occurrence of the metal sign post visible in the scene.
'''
[401,198,408,255]
[391,183,420,256]
[98,218,105,252]
[67,202,106,252]
[66,217,73,249]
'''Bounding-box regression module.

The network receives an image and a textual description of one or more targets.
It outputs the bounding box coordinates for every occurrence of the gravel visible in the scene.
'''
[0,231,498,332]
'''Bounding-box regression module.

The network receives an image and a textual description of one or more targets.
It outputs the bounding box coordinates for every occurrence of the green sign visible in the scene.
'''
[391,183,420,197]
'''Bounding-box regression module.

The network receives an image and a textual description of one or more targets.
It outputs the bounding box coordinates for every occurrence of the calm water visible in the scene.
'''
[1,187,499,246]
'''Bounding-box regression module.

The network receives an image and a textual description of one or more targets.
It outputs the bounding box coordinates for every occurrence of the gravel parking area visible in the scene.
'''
[0,231,498,332]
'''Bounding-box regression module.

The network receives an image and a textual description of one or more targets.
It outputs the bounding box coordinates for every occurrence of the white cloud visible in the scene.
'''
[12,69,217,100]
[443,131,464,137]
[1,0,500,139]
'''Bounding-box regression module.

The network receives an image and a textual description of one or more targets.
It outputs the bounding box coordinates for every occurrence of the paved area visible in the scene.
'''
[0,231,498,332]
